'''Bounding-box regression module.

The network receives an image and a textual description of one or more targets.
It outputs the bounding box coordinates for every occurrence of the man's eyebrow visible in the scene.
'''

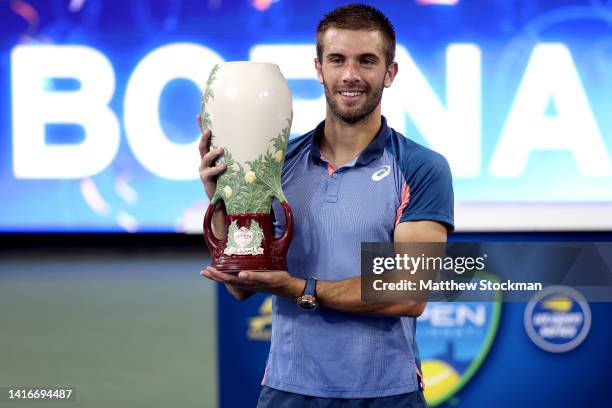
[325,52,380,60]
[359,53,380,60]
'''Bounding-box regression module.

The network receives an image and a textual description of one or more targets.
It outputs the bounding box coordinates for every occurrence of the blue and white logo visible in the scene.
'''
[524,286,591,353]
[371,165,391,181]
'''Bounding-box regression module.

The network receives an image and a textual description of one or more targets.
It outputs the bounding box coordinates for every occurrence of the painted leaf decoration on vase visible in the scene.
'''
[213,119,291,214]
[200,64,219,132]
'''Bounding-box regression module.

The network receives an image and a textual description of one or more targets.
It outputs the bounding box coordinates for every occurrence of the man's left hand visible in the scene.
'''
[201,267,304,299]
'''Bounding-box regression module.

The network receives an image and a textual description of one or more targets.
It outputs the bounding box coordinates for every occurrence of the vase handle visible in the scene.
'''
[271,200,293,259]
[203,200,223,254]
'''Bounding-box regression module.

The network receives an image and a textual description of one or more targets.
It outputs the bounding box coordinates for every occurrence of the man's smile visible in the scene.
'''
[339,89,366,102]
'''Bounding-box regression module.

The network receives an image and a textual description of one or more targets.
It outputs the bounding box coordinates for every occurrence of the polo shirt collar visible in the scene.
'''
[308,116,390,167]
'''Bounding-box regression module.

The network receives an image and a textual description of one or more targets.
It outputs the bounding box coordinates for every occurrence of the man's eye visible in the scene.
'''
[362,59,375,65]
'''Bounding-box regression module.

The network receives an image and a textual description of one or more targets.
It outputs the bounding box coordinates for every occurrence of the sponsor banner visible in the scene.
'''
[2,1,612,232]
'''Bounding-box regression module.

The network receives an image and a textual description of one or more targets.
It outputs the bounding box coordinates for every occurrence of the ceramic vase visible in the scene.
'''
[201,62,293,272]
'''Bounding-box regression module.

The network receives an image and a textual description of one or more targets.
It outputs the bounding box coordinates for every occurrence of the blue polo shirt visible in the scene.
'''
[264,116,454,398]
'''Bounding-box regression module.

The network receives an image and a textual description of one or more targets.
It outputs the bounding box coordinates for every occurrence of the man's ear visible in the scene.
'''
[384,61,398,88]
[314,58,324,84]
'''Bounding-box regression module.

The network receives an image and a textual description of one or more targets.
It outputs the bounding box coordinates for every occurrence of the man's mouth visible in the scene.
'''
[340,90,364,97]
[338,90,365,103]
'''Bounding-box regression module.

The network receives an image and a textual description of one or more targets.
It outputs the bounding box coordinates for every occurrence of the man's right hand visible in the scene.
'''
[197,114,254,301]
[197,113,228,240]
[197,113,227,200]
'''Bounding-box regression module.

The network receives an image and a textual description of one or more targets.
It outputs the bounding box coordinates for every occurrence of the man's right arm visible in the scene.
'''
[197,113,255,301]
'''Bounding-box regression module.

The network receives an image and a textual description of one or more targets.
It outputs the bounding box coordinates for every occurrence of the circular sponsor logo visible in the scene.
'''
[524,286,591,353]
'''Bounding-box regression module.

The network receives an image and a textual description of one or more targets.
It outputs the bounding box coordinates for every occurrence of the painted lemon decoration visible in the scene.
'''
[244,171,257,184]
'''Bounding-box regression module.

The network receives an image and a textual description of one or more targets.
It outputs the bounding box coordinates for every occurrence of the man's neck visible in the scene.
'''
[319,107,382,168]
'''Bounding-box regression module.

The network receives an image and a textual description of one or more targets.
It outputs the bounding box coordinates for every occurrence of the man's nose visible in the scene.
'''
[342,61,361,83]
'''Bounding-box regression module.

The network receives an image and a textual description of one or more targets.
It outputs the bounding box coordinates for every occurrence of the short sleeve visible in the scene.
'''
[399,152,454,232]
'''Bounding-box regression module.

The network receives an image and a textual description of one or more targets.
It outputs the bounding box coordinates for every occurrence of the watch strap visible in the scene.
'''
[303,277,317,297]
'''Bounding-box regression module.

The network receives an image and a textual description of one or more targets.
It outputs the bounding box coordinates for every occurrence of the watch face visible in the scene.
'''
[298,295,317,311]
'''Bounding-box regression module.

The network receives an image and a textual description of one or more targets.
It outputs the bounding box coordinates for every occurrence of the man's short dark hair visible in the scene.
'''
[316,3,396,66]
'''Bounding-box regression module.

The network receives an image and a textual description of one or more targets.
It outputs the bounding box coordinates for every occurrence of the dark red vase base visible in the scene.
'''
[203,201,293,273]
[210,255,288,273]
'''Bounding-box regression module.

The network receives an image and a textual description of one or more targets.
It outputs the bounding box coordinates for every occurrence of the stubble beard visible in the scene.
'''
[323,77,385,125]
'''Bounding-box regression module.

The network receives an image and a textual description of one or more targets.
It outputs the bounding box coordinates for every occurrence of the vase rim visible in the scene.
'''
[219,61,279,68]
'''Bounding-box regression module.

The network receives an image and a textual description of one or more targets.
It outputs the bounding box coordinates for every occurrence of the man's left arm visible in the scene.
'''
[203,220,446,318]
[311,220,446,317]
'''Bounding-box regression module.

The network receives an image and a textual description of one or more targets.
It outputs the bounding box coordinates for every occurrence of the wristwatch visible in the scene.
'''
[297,277,318,311]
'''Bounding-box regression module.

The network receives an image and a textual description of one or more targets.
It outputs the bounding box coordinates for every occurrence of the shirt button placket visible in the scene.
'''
[325,172,340,203]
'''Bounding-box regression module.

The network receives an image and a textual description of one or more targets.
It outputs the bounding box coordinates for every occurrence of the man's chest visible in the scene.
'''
[280,159,403,242]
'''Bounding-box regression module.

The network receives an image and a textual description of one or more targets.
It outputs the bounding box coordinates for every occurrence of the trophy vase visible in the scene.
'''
[201,62,294,272]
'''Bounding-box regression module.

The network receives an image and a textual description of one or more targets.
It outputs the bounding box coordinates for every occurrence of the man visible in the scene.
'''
[199,4,453,407]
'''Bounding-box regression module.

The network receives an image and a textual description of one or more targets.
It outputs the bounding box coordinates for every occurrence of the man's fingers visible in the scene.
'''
[205,266,234,281]
[197,113,203,132]
[237,270,267,284]
[201,146,224,168]
[203,266,243,284]
[201,268,231,283]
[197,112,213,160]
[199,163,227,180]
[196,114,227,189]
[204,270,261,291]
[198,128,212,159]
[199,146,224,169]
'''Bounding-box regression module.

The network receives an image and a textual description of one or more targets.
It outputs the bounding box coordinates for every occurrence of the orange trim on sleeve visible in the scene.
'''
[395,182,411,225]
